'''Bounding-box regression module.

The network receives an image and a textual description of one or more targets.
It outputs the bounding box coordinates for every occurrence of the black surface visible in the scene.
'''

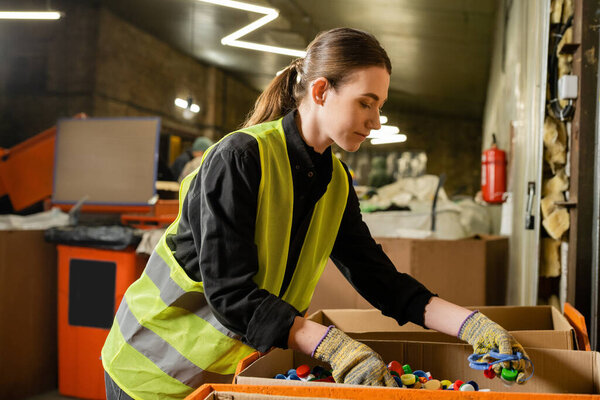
[68,258,116,329]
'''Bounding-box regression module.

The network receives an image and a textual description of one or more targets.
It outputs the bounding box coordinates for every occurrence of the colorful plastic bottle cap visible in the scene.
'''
[296,364,310,378]
[418,377,427,383]
[402,364,412,374]
[287,369,297,376]
[274,374,287,379]
[466,380,479,391]
[501,368,518,381]
[287,374,301,381]
[423,379,441,390]
[307,374,316,381]
[389,370,399,377]
[413,370,427,378]
[393,376,403,387]
[401,374,416,386]
[440,379,452,389]
[425,372,432,379]
[453,380,464,390]
[388,360,401,371]
[460,383,475,391]
[484,366,496,379]
[312,366,324,376]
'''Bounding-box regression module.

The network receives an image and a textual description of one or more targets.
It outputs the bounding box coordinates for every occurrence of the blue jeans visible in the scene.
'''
[105,371,134,400]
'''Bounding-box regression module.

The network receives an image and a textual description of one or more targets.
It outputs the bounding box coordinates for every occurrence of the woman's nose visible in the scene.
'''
[368,113,381,130]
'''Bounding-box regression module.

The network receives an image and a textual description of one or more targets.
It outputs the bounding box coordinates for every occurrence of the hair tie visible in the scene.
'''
[292,58,304,84]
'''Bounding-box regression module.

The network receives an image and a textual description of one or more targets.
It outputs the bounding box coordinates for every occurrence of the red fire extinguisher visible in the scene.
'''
[481,134,506,204]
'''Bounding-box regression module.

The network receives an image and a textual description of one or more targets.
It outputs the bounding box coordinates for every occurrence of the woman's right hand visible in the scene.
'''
[312,327,397,387]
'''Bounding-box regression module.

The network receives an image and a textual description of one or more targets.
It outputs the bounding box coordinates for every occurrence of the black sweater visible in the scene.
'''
[166,110,435,352]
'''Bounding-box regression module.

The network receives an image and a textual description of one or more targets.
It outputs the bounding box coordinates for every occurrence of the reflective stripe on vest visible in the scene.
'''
[102,118,349,398]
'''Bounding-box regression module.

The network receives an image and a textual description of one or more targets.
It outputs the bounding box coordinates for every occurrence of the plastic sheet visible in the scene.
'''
[44,225,142,250]
[0,207,69,230]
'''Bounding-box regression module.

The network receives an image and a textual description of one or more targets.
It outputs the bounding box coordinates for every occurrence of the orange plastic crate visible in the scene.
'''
[186,383,599,400]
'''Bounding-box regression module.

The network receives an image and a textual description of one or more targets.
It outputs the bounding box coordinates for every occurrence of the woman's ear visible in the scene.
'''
[310,77,329,106]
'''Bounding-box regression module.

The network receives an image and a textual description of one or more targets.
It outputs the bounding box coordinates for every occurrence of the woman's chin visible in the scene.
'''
[341,142,362,152]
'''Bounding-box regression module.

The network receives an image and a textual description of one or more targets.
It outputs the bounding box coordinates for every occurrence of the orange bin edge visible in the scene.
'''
[564,302,591,351]
[186,383,599,400]
[0,127,56,210]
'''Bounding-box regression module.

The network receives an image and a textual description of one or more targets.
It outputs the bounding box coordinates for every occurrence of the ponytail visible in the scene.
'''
[242,58,304,128]
[242,28,390,128]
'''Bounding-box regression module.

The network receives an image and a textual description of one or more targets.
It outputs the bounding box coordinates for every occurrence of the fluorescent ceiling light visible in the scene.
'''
[175,98,200,113]
[197,0,306,57]
[0,11,61,19]
[379,115,388,124]
[371,134,408,145]
[367,125,400,138]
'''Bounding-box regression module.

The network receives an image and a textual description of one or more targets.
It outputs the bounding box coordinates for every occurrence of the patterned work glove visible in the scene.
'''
[313,327,398,387]
[459,311,530,384]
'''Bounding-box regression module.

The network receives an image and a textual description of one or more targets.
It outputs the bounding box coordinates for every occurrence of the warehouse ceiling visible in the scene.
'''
[102,0,498,120]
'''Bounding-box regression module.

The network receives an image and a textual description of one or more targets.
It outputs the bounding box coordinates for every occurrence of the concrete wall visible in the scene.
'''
[0,1,97,147]
[482,0,550,306]
[0,2,259,148]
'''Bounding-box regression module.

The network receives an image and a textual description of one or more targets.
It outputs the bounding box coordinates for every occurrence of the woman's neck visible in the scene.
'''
[294,108,331,154]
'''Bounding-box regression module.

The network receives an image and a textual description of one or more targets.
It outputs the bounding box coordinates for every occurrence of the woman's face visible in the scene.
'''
[319,66,390,152]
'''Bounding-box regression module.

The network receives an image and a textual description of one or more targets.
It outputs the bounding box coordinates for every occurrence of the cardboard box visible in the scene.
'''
[307,306,577,350]
[0,230,58,399]
[307,235,508,314]
[236,341,600,395]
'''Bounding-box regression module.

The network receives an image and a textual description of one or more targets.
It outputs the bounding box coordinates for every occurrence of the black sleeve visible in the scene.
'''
[329,168,436,328]
[189,136,301,352]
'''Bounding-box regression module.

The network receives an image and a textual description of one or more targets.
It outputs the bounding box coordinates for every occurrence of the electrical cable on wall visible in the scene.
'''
[548,15,574,121]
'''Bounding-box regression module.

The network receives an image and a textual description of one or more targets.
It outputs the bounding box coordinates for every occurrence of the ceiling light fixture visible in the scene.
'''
[0,11,62,20]
[196,0,306,57]
[367,125,400,139]
[175,97,201,119]
[371,134,408,145]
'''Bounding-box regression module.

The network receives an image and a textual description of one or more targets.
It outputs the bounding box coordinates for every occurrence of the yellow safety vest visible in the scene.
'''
[101,118,349,399]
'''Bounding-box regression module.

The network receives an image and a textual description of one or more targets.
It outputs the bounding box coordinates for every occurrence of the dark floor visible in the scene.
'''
[24,391,86,400]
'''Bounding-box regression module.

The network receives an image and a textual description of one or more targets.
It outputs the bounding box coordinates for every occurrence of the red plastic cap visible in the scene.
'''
[296,364,310,378]
[484,366,496,379]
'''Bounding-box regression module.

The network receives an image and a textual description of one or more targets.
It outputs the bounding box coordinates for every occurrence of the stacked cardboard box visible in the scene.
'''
[0,230,58,399]
[308,235,508,314]
[307,306,577,350]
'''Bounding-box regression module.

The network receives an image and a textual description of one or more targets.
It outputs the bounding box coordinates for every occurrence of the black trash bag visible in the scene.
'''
[45,225,142,250]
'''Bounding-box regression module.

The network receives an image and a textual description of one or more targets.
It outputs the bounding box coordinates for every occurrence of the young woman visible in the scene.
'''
[102,27,529,399]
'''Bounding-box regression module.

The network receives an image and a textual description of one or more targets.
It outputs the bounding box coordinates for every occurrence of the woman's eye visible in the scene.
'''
[360,102,371,109]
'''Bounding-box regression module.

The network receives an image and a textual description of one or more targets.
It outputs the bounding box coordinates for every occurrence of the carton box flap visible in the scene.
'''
[310,306,573,333]
[307,307,575,350]
[347,330,572,350]
[595,352,600,393]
